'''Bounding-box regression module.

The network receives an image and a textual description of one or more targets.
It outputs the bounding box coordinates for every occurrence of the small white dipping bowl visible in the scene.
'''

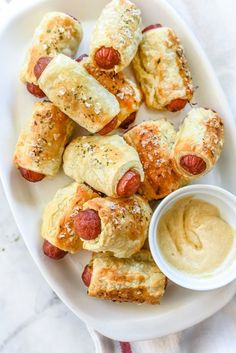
[149,184,236,291]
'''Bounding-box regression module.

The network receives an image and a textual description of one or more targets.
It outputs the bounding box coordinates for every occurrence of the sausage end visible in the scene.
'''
[116,169,141,197]
[18,167,45,182]
[74,209,101,240]
[142,24,162,33]
[166,99,188,112]
[34,56,52,80]
[81,265,92,287]
[180,155,207,175]
[120,112,137,130]
[94,46,120,70]
[98,117,118,135]
[26,83,45,98]
[43,240,67,260]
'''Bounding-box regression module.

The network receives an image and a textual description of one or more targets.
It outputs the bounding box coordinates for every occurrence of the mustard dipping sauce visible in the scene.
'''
[157,197,234,274]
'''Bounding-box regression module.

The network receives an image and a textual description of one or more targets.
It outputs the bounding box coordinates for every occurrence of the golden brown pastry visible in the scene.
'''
[133,24,193,111]
[13,102,74,182]
[37,54,120,133]
[74,195,152,258]
[82,250,167,304]
[173,107,224,178]
[41,182,99,259]
[20,12,82,85]
[83,58,142,129]
[63,135,144,198]
[124,120,186,200]
[90,0,142,72]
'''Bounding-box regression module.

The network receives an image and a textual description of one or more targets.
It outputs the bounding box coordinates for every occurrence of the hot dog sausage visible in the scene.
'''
[81,265,92,287]
[74,209,101,240]
[116,169,141,197]
[18,167,45,182]
[180,155,206,175]
[34,56,52,80]
[43,240,67,260]
[166,98,188,112]
[94,46,120,70]
[120,112,136,129]
[98,117,118,135]
[76,54,88,63]
[142,23,162,33]
[26,82,45,98]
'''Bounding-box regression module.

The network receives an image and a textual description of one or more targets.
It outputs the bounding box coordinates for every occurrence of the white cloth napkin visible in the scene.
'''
[88,0,236,351]
[1,0,235,352]
[90,296,236,352]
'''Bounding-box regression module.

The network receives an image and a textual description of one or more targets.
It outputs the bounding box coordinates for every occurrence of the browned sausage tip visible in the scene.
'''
[74,209,101,240]
[180,155,206,175]
[43,240,67,260]
[94,46,120,70]
[142,23,162,33]
[120,112,136,129]
[98,117,118,135]
[34,56,52,80]
[116,169,141,197]
[26,82,46,98]
[166,98,188,112]
[18,167,45,182]
[81,265,92,287]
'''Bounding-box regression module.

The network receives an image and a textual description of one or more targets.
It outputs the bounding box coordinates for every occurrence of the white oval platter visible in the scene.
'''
[0,0,236,342]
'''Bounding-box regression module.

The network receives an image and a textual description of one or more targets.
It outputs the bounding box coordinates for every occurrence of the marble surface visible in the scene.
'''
[0,0,236,352]
[0,182,95,353]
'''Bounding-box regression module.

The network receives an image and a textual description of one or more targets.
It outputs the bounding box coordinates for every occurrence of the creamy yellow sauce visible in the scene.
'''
[158,197,234,274]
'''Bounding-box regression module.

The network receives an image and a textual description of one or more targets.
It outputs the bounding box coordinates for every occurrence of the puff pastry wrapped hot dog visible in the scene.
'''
[20,12,82,97]
[124,120,186,200]
[37,54,120,134]
[133,24,193,111]
[63,135,144,198]
[173,108,224,177]
[13,102,74,182]
[82,250,167,304]
[90,0,142,72]
[41,182,99,259]
[74,195,152,258]
[82,58,142,130]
